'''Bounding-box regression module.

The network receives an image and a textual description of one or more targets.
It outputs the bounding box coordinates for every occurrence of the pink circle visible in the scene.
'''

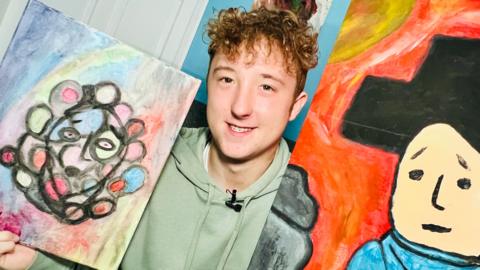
[125,142,144,161]
[32,150,47,169]
[114,104,132,124]
[61,87,79,103]
[92,201,113,215]
[2,151,14,164]
[45,177,69,201]
[127,122,144,137]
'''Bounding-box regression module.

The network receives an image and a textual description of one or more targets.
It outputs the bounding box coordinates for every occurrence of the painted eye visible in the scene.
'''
[457,178,471,190]
[409,169,424,181]
[59,127,80,142]
[95,138,115,151]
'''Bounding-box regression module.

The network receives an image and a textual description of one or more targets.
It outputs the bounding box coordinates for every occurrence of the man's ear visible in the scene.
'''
[289,91,308,121]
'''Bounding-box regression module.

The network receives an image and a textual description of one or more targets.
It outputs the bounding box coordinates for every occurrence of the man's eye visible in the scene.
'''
[220,77,233,83]
[261,84,274,91]
[408,169,424,181]
[457,178,471,190]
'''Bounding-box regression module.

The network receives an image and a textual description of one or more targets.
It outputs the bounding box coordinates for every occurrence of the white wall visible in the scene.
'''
[0,0,208,68]
[0,0,11,23]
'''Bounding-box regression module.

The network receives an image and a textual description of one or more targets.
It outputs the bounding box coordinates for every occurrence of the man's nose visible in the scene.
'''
[431,174,446,211]
[231,85,254,118]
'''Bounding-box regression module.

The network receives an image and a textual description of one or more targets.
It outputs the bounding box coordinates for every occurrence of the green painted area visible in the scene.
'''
[27,106,52,134]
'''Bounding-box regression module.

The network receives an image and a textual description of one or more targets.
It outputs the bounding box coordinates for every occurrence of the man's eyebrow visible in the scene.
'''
[410,146,427,160]
[212,66,235,73]
[456,154,469,170]
[261,73,285,86]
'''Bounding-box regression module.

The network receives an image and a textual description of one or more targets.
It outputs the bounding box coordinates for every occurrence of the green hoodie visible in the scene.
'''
[31,127,290,270]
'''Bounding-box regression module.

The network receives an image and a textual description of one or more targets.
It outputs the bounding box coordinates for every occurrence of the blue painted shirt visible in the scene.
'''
[348,230,480,270]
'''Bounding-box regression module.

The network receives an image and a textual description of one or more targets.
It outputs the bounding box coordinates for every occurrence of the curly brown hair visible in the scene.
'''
[207,7,318,95]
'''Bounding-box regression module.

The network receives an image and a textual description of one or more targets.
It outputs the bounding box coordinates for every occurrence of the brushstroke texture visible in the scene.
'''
[290,0,480,269]
[0,1,199,269]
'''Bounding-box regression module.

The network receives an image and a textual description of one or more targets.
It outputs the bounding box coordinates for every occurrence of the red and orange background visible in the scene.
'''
[291,0,480,269]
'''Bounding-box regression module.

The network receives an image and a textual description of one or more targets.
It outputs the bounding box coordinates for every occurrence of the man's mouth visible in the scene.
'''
[422,224,452,233]
[228,124,254,133]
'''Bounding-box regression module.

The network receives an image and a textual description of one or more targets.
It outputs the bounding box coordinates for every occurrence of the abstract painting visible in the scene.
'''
[0,0,199,269]
[289,0,480,269]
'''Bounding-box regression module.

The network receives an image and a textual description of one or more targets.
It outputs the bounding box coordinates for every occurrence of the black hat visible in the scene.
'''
[342,36,480,154]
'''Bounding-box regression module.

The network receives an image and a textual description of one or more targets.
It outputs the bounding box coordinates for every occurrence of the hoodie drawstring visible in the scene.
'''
[216,196,253,270]
[184,184,215,270]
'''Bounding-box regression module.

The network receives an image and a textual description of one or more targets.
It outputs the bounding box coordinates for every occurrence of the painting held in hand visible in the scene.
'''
[0,1,199,269]
[0,80,148,225]
[288,0,480,269]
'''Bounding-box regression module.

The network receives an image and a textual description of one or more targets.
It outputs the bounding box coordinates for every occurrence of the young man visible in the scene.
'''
[0,6,318,269]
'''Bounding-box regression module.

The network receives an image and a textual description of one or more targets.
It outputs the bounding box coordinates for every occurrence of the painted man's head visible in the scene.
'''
[0,80,147,224]
[342,37,480,256]
[204,7,318,163]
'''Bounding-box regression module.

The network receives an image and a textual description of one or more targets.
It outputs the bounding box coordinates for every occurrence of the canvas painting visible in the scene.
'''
[0,0,199,269]
[289,0,480,269]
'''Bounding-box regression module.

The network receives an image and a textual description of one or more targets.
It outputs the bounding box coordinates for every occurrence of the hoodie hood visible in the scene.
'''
[170,127,291,269]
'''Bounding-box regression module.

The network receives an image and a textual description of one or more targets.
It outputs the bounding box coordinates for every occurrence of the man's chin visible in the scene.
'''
[217,148,254,164]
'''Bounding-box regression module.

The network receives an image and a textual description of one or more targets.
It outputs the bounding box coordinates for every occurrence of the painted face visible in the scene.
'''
[0,80,147,224]
[206,40,306,163]
[391,123,480,256]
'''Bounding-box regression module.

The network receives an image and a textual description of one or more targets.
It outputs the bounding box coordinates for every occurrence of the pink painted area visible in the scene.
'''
[32,149,47,169]
[0,208,31,237]
[127,122,144,138]
[61,87,80,103]
[45,178,69,200]
[125,142,144,161]
[102,164,113,177]
[2,150,15,164]
[113,103,132,124]
[92,201,112,215]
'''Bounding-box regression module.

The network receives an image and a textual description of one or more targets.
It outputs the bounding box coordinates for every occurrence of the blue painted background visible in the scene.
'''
[181,0,350,141]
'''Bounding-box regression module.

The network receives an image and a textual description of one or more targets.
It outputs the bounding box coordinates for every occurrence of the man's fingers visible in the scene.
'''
[0,241,16,254]
[0,231,19,242]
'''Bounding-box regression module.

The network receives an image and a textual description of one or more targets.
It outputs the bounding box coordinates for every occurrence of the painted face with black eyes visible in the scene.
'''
[391,123,480,256]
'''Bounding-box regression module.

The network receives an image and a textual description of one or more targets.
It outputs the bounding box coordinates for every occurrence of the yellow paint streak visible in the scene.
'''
[329,0,416,63]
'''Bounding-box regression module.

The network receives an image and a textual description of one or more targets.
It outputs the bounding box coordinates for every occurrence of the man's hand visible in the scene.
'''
[0,231,37,270]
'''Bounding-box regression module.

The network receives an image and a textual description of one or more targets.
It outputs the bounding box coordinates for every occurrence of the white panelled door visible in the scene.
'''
[0,0,207,68]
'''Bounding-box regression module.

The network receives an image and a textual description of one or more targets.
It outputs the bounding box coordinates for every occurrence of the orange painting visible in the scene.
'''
[290,0,480,269]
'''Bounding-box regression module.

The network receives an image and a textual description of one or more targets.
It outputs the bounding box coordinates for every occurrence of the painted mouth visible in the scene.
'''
[422,224,452,233]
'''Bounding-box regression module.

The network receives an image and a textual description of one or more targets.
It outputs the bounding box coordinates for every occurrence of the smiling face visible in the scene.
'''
[206,39,307,163]
[391,123,480,256]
